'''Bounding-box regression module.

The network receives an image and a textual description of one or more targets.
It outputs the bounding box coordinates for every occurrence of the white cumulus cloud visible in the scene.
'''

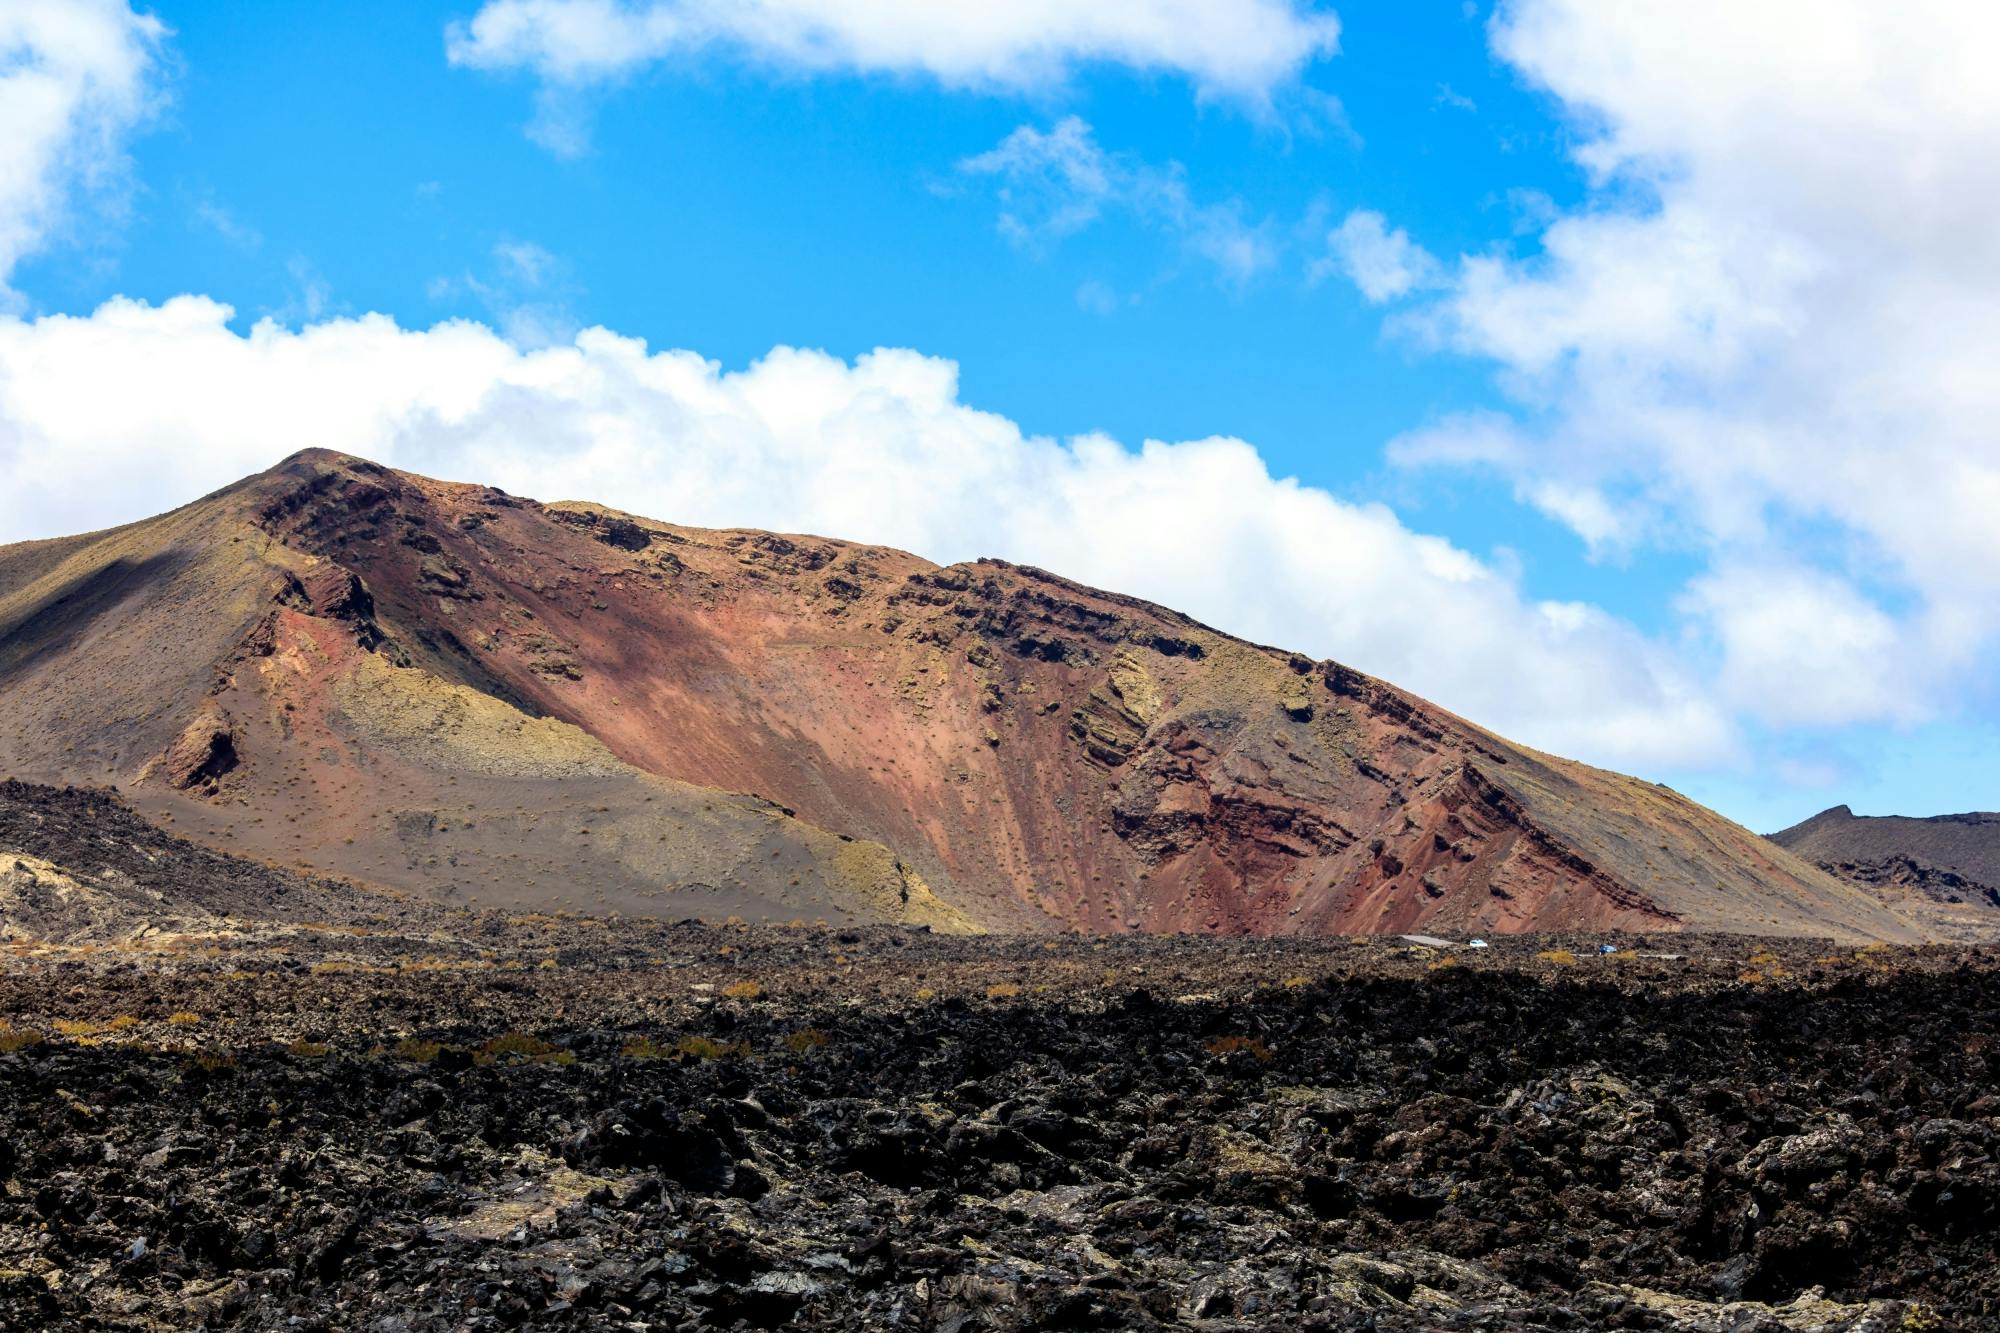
[1681,566,1918,730]
[0,296,1730,772]
[959,117,1277,286]
[1374,0,2000,733]
[1315,208,1438,303]
[0,0,164,304]
[447,0,1340,150]
[447,0,1339,97]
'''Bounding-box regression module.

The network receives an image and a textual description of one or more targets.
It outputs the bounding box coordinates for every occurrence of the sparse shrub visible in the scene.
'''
[781,1028,830,1054]
[54,1019,98,1037]
[394,1037,446,1062]
[721,980,763,1000]
[985,983,1022,1000]
[913,986,937,1001]
[166,1011,201,1026]
[1281,975,1311,989]
[288,1039,331,1058]
[191,1051,237,1073]
[621,1036,671,1060]
[536,958,559,970]
[1741,947,1787,983]
[1901,1303,1944,1330]
[1535,949,1578,967]
[1427,955,1460,971]
[480,1031,559,1061]
[673,1035,750,1061]
[0,1027,44,1054]
[1204,1035,1274,1063]
[621,1033,748,1061]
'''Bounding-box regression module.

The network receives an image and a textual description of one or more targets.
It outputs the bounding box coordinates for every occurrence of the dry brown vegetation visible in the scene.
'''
[1202,1034,1275,1063]
[781,1028,831,1054]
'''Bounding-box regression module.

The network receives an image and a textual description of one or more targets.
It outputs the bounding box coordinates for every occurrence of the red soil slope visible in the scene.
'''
[0,451,1919,941]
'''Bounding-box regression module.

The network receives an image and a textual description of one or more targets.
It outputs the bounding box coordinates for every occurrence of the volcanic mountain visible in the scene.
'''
[1771,804,2000,939]
[0,450,1918,940]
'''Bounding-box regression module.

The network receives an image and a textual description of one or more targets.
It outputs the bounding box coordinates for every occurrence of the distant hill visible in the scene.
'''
[0,449,1921,941]
[1769,805,2000,940]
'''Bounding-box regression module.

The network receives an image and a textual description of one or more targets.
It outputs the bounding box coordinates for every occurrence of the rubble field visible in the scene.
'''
[1,924,1995,1331]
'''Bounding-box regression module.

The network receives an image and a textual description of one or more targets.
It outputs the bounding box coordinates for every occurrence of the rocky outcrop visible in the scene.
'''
[1772,804,2000,899]
[160,705,238,793]
[1820,853,2000,908]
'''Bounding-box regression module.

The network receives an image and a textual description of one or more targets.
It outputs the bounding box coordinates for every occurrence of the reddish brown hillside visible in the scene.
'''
[0,450,1919,941]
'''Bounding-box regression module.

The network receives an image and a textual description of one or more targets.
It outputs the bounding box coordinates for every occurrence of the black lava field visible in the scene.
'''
[1,926,1995,1330]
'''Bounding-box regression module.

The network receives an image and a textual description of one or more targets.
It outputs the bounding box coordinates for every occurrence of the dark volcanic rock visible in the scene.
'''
[1825,852,2000,908]
[0,926,1993,1330]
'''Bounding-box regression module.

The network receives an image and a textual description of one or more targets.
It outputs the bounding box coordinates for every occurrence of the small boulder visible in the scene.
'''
[161,707,238,792]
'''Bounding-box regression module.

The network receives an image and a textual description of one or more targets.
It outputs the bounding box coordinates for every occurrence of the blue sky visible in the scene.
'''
[31,3,1561,485]
[4,0,1997,832]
